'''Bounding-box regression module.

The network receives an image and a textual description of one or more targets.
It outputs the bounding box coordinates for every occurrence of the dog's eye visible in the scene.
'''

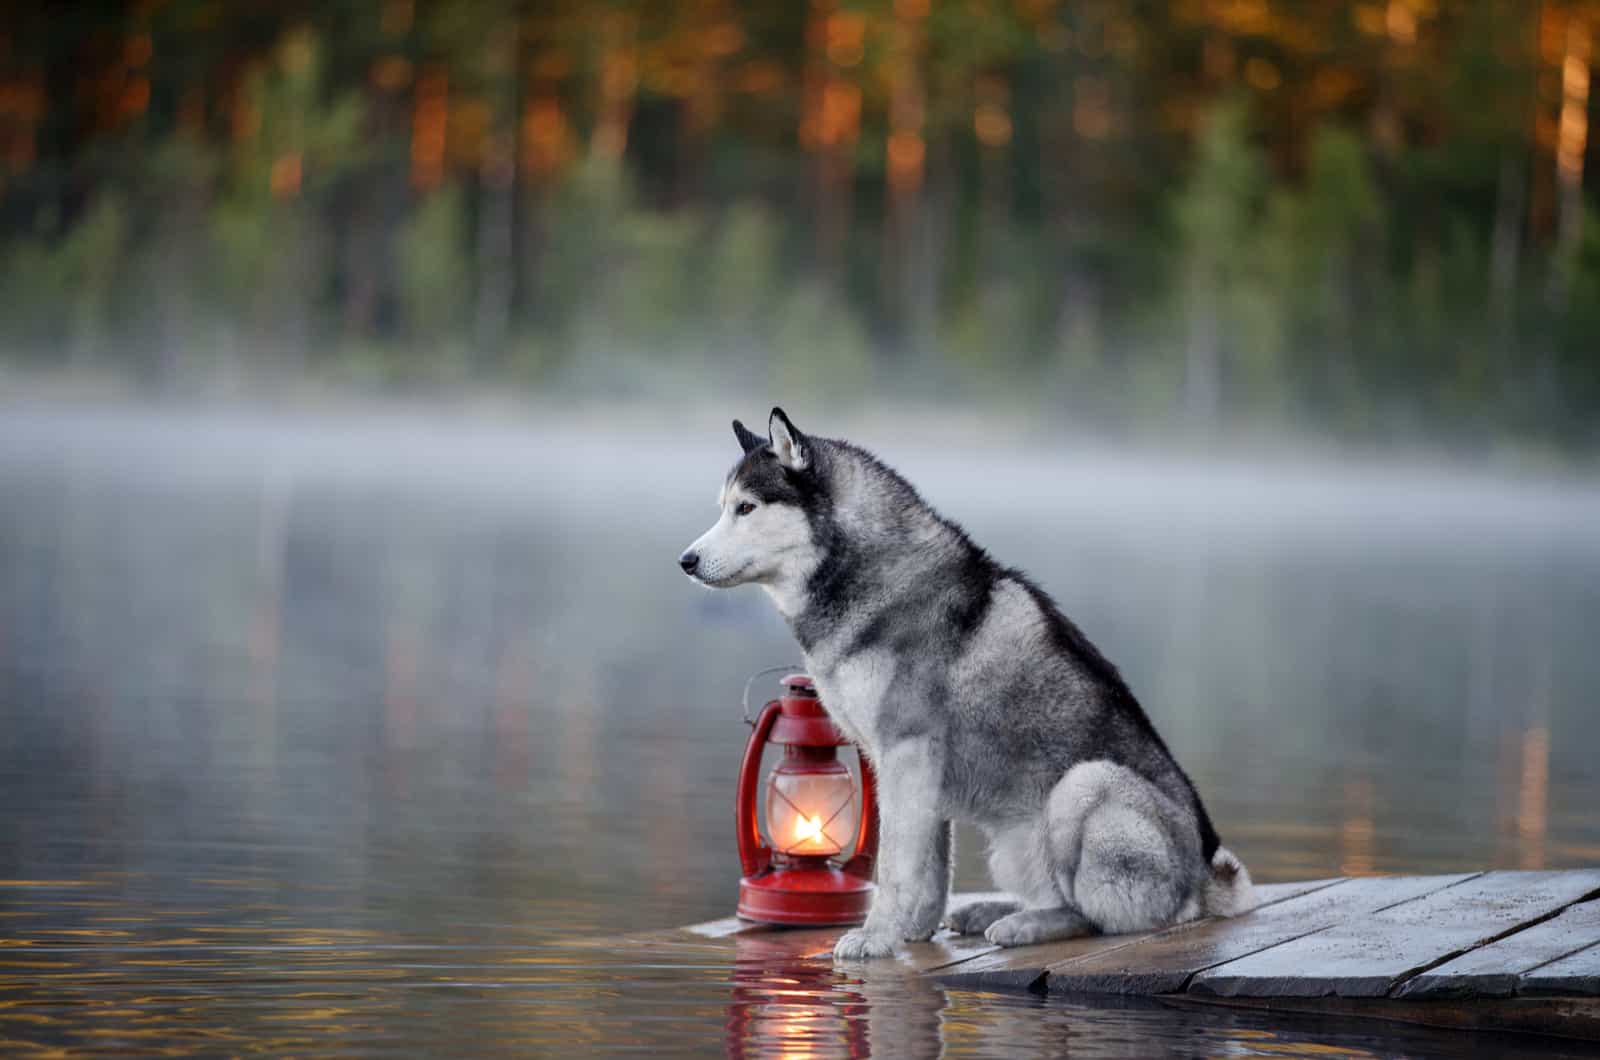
[735,501,756,517]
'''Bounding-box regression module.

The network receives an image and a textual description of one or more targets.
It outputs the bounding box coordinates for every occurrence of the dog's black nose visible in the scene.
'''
[679,551,699,575]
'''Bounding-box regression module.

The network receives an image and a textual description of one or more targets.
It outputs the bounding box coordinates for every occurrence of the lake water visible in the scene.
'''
[2,405,1597,1056]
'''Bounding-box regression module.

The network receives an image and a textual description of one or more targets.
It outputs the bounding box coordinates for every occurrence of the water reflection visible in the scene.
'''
[2,407,1599,1054]
[1519,726,1550,871]
[716,940,1580,1059]
[8,879,1584,1058]
[1338,777,1376,877]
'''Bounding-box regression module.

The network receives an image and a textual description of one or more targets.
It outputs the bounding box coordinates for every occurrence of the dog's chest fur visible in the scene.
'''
[806,648,894,762]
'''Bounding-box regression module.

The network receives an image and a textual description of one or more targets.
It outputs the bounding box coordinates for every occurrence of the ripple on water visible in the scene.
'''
[1,891,1594,1058]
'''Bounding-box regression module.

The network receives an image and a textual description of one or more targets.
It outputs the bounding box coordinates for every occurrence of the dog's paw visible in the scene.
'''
[944,900,1019,936]
[984,912,1060,948]
[983,909,1093,948]
[832,928,901,961]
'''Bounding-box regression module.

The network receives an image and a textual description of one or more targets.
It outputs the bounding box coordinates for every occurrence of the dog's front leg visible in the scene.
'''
[834,737,950,960]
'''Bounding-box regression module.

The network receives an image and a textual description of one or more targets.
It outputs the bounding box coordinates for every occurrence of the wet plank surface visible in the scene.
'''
[1188,870,1600,999]
[1398,898,1600,999]
[934,878,1342,993]
[1060,874,1472,996]
[661,870,1600,1039]
[1520,943,1600,997]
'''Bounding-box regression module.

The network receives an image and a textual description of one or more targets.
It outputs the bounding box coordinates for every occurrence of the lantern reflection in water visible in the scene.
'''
[721,931,950,1060]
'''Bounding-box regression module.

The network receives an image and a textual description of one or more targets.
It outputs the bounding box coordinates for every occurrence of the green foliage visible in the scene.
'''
[770,283,872,402]
[1175,100,1268,275]
[205,28,365,364]
[4,6,1600,452]
[943,281,1029,384]
[0,193,130,363]
[1258,126,1384,422]
[1170,99,1273,421]
[533,156,632,354]
[57,195,129,361]
[703,204,781,352]
[399,185,471,344]
[605,211,705,352]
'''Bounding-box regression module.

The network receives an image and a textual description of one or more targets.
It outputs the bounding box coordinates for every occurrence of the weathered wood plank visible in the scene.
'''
[682,916,766,940]
[1053,873,1475,996]
[782,929,1004,971]
[637,870,1600,1043]
[1397,899,1600,999]
[872,881,1342,988]
[585,917,842,963]
[1172,993,1600,1043]
[657,872,1600,1012]
[933,878,1344,992]
[1520,943,1600,997]
[1191,869,1600,1000]
[774,893,1018,968]
[894,932,1006,974]
[890,892,1014,973]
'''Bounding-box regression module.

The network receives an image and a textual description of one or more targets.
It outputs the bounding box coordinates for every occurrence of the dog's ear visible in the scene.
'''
[768,407,809,471]
[732,419,765,454]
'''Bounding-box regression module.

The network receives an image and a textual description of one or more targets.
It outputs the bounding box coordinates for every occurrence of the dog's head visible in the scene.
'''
[679,408,823,592]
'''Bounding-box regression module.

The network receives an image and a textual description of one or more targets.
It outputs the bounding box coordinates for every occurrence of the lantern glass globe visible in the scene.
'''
[766,765,858,857]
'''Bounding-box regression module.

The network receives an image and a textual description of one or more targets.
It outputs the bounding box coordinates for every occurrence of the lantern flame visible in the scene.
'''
[794,814,825,847]
[767,763,857,857]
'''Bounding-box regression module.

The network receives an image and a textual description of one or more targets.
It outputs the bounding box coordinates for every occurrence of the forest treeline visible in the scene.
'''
[0,2,1596,449]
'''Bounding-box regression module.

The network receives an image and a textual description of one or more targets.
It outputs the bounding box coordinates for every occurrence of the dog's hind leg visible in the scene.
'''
[1046,760,1203,936]
[983,905,1096,947]
[943,900,1019,936]
[972,820,1096,947]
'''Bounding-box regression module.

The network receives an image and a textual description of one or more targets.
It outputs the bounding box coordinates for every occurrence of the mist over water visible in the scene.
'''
[2,403,1597,1054]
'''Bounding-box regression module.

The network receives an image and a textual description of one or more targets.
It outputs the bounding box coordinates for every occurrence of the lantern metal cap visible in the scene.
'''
[782,674,816,696]
[773,673,840,743]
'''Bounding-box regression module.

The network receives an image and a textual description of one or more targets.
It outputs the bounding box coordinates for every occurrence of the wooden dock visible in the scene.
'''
[657,870,1600,1042]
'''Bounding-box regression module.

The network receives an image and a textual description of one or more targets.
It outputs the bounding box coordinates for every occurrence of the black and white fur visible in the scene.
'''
[680,409,1255,960]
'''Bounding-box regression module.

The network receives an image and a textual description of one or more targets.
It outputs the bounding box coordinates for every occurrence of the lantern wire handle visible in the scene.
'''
[741,664,802,726]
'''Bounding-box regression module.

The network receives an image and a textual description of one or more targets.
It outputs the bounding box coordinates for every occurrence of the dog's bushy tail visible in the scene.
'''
[1200,847,1257,918]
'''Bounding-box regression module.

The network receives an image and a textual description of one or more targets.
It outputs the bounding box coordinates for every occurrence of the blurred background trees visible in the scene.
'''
[0,0,1596,450]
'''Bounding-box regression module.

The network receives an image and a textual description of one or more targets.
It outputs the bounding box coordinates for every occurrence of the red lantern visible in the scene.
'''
[736,674,878,925]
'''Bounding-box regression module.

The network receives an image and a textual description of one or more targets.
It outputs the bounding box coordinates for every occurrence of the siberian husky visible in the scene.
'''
[680,409,1255,960]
